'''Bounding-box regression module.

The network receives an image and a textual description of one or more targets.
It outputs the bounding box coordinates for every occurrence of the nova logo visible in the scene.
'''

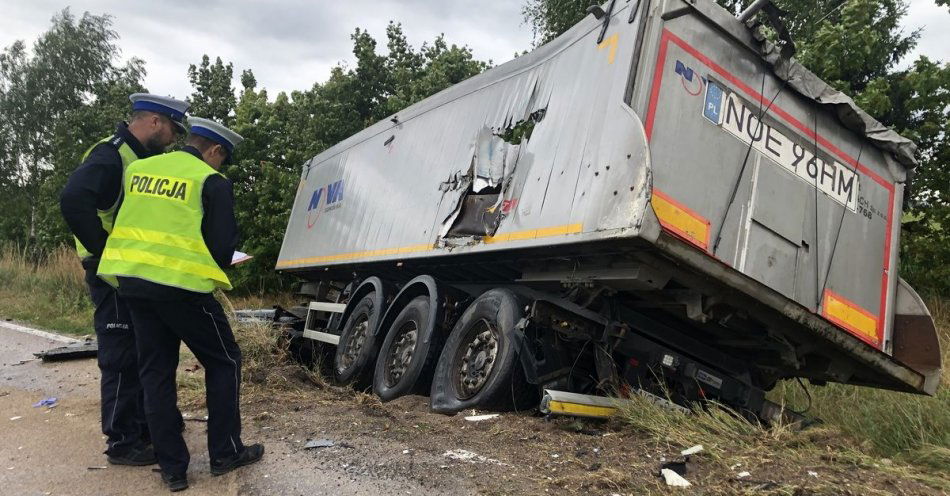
[306,179,344,229]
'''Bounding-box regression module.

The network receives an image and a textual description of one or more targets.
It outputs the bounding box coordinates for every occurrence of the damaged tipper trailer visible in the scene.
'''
[275,0,942,419]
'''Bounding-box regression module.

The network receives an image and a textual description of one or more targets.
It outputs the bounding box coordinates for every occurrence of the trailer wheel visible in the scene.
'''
[333,293,380,389]
[430,288,532,413]
[373,295,444,401]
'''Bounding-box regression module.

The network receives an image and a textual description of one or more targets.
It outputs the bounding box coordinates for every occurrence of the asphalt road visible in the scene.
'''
[0,322,453,496]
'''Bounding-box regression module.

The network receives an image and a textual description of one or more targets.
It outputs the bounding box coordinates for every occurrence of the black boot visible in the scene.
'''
[210,444,264,476]
[106,443,158,466]
[161,472,188,492]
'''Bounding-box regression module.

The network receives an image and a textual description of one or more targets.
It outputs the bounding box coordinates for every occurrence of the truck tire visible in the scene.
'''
[373,295,444,401]
[429,288,532,413]
[333,293,380,389]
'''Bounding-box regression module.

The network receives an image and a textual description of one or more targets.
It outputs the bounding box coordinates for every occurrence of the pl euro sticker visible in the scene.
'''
[702,82,859,212]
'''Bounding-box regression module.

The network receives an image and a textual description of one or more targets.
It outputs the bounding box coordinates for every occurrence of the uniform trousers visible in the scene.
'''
[125,292,244,475]
[85,269,146,455]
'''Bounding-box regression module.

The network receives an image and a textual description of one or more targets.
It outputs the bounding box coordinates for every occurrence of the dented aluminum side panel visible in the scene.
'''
[277,3,652,270]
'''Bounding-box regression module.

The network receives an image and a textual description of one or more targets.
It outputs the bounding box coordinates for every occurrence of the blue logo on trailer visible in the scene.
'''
[703,82,723,124]
[675,60,705,96]
[306,180,344,229]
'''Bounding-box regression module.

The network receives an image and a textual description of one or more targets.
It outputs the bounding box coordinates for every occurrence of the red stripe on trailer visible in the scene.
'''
[644,28,895,348]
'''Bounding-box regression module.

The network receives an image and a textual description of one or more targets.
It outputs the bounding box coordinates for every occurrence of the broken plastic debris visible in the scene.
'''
[9,416,22,421]
[807,470,819,478]
[32,397,57,408]
[737,471,751,478]
[443,449,508,466]
[303,439,334,450]
[402,449,410,454]
[87,466,107,470]
[661,461,689,477]
[730,463,742,470]
[680,445,703,456]
[464,414,500,422]
[661,468,692,487]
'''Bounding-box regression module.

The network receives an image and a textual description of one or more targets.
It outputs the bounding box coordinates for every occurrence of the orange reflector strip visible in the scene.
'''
[651,189,710,251]
[483,223,583,244]
[547,400,618,419]
[822,290,879,346]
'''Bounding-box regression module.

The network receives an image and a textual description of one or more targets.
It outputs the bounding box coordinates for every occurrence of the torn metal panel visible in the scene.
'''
[471,125,509,193]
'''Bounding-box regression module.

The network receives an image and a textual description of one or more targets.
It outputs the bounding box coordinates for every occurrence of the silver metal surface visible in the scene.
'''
[308,302,346,313]
[302,329,341,346]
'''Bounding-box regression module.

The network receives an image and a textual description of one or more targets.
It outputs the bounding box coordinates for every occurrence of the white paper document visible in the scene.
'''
[231,251,253,266]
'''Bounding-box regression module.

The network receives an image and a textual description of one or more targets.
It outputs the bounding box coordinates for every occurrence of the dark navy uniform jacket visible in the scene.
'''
[60,126,239,298]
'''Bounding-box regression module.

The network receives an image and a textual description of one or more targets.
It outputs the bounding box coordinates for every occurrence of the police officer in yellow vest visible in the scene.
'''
[60,93,189,467]
[98,117,263,492]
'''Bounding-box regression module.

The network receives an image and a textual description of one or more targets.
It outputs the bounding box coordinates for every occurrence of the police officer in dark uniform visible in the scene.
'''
[60,94,189,466]
[98,117,263,492]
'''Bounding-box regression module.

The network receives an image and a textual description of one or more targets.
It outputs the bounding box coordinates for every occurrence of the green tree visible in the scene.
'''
[0,9,145,251]
[187,55,236,125]
[521,0,591,44]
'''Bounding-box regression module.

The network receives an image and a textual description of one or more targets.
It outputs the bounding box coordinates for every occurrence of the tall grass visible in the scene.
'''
[617,298,949,479]
[774,298,949,466]
[0,245,92,335]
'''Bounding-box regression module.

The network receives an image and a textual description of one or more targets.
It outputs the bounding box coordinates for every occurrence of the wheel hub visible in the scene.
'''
[455,321,499,400]
[385,322,419,387]
[338,316,368,373]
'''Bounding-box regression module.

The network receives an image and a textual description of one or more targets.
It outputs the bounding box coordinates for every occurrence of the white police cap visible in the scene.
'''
[129,93,190,133]
[187,117,244,160]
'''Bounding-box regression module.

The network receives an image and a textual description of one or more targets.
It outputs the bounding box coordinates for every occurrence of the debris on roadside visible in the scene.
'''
[443,449,508,466]
[182,413,208,422]
[464,413,500,422]
[87,466,107,470]
[34,339,97,362]
[661,460,690,476]
[32,397,57,408]
[661,468,692,487]
[303,439,334,450]
[737,471,751,478]
[808,470,819,478]
[10,416,22,421]
[680,445,703,456]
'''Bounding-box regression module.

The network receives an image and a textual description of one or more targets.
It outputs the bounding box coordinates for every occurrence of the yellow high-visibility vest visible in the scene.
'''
[97,150,232,293]
[74,135,141,261]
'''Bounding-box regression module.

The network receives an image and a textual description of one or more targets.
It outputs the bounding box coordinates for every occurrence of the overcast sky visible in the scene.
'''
[0,0,947,99]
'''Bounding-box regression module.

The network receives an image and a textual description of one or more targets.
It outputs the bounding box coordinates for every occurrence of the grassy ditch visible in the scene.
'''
[772,297,950,470]
[0,245,92,335]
